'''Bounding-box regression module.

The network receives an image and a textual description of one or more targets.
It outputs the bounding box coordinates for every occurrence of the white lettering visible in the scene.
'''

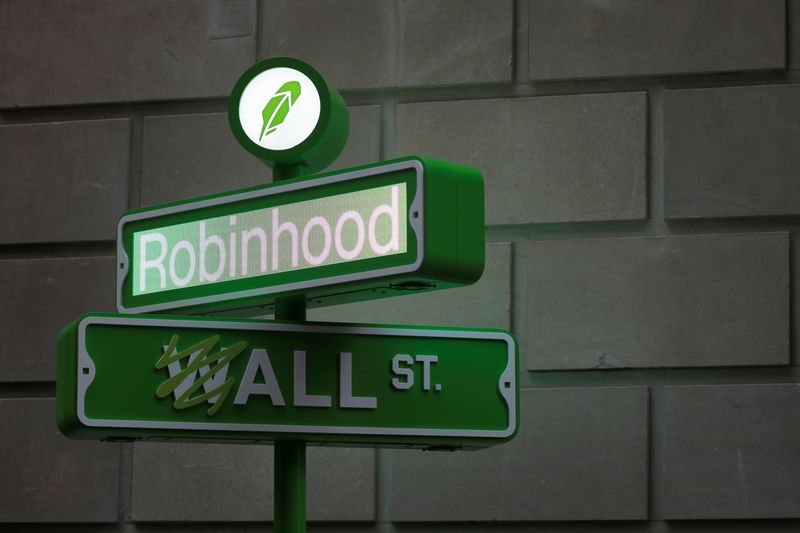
[334,210,365,260]
[416,355,438,391]
[168,240,196,287]
[163,344,230,404]
[301,216,332,266]
[228,217,237,278]
[200,221,226,282]
[293,350,331,407]
[139,232,168,292]
[241,227,268,275]
[234,349,285,406]
[368,185,400,254]
[272,208,299,271]
[391,354,414,390]
[134,183,408,295]
[339,352,377,409]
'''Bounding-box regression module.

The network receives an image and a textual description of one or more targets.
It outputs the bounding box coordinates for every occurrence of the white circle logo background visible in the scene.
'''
[238,67,321,151]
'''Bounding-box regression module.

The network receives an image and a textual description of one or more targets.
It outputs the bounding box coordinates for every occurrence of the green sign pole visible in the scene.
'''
[273,165,308,533]
[233,59,338,533]
[275,437,305,533]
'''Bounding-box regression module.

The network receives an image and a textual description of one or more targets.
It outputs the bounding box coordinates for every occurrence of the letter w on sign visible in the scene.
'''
[154,335,247,415]
[260,81,301,140]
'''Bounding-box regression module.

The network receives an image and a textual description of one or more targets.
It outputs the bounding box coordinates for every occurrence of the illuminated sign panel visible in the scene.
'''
[132,183,407,296]
[228,57,349,173]
[57,314,518,449]
[237,66,321,151]
[117,157,484,315]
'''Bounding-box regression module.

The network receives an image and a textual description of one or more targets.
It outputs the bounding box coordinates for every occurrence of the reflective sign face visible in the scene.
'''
[117,157,485,315]
[57,314,518,449]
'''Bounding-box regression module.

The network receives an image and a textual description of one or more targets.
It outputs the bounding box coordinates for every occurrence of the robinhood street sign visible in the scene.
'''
[57,314,518,449]
[118,157,485,315]
[58,56,517,532]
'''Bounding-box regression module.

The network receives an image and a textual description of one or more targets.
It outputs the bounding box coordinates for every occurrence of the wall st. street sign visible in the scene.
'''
[58,56,515,532]
[117,157,485,315]
[58,314,518,449]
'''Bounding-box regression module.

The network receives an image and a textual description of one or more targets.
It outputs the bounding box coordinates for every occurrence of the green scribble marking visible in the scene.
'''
[260,80,301,140]
[155,334,247,416]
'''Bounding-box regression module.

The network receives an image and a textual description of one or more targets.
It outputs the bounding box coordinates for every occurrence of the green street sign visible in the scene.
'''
[117,157,485,315]
[228,57,349,173]
[57,314,518,449]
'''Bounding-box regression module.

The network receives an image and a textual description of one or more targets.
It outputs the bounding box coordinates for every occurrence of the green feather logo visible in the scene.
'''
[260,81,302,141]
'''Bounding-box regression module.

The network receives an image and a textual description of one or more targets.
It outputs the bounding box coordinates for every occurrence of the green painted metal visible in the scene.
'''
[272,167,309,533]
[116,157,485,316]
[56,313,518,449]
[275,440,306,532]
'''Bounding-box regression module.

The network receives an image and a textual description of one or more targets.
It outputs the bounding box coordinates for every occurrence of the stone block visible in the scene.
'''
[397,0,513,87]
[665,84,800,219]
[0,256,116,382]
[261,0,513,89]
[791,0,800,70]
[390,387,649,521]
[529,0,785,80]
[663,384,800,519]
[309,243,511,329]
[0,120,129,243]
[306,446,375,522]
[141,112,270,207]
[260,0,394,90]
[526,233,789,370]
[0,399,119,522]
[141,106,380,206]
[132,443,270,522]
[132,443,375,522]
[396,93,646,225]
[0,0,255,107]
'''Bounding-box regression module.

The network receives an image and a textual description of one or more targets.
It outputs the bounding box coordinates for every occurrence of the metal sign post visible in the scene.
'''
[272,164,308,533]
[56,57,519,533]
[236,71,321,531]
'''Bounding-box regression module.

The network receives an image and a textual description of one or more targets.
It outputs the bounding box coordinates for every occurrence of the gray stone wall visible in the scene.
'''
[1,0,799,530]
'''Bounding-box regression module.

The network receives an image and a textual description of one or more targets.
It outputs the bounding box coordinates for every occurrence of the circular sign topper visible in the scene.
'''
[229,57,349,173]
